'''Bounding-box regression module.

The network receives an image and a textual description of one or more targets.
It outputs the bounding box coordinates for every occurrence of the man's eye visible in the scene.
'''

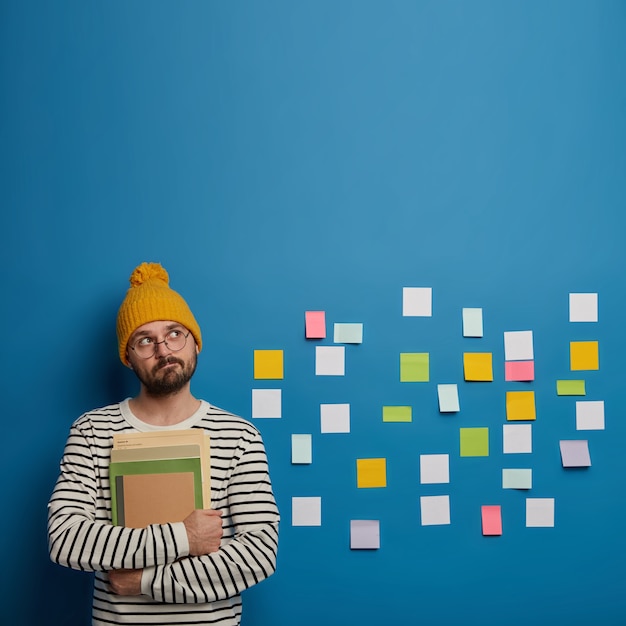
[137,337,154,347]
[168,330,182,339]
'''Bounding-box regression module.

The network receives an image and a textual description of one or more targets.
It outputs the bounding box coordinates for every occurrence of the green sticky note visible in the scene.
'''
[400,352,429,382]
[382,406,412,422]
[460,427,489,457]
[556,380,586,396]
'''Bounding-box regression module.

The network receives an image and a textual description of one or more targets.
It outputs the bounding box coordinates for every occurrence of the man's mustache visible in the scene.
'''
[153,356,185,373]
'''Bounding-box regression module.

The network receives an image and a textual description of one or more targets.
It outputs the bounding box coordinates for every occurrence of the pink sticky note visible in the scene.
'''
[481,505,502,536]
[505,360,534,382]
[305,311,326,339]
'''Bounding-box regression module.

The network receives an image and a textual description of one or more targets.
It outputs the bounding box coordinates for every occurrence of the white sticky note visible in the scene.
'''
[315,346,345,376]
[502,468,532,489]
[569,293,598,322]
[462,308,483,337]
[576,400,605,430]
[504,330,534,361]
[420,454,450,484]
[560,440,591,467]
[292,496,322,526]
[251,388,281,418]
[526,498,555,527]
[350,520,380,550]
[437,384,460,413]
[291,434,312,464]
[403,287,433,317]
[503,424,532,454]
[320,403,350,433]
[333,323,363,344]
[420,495,451,526]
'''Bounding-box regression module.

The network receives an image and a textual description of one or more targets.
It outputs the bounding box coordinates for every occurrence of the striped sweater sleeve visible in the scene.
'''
[141,429,280,603]
[47,419,189,572]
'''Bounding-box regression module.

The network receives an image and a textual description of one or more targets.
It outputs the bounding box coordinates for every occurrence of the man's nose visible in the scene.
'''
[154,338,172,357]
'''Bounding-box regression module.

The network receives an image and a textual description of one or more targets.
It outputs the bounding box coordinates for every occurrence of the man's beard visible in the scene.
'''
[135,353,197,397]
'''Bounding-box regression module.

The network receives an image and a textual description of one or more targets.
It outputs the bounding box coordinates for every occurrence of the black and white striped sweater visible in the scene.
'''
[48,399,280,625]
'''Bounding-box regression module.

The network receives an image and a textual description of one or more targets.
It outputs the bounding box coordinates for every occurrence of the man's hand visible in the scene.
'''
[183,509,223,556]
[109,568,142,596]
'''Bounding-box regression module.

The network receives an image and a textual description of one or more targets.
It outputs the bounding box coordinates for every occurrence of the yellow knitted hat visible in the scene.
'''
[116,262,202,364]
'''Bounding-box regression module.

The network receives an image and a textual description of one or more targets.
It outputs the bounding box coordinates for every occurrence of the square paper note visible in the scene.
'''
[357,458,387,488]
[504,330,534,361]
[400,353,429,382]
[570,341,599,371]
[569,293,598,323]
[403,287,432,317]
[576,400,605,430]
[506,391,536,421]
[526,498,555,527]
[463,353,493,382]
[350,520,380,550]
[292,497,321,526]
[320,403,350,433]
[420,495,451,526]
[560,440,591,467]
[253,350,284,379]
[460,428,489,457]
[315,346,345,376]
[252,389,282,419]
[420,454,450,484]
[503,424,532,454]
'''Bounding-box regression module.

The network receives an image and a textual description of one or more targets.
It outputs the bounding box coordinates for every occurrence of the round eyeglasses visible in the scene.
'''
[129,329,190,359]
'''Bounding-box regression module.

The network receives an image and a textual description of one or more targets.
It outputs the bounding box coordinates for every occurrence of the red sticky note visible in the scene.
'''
[305,311,326,339]
[481,505,502,536]
[505,361,535,382]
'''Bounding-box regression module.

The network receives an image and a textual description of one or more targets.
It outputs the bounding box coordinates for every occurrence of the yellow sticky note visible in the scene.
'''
[463,353,493,381]
[254,350,284,379]
[356,458,387,488]
[506,391,536,421]
[570,341,599,371]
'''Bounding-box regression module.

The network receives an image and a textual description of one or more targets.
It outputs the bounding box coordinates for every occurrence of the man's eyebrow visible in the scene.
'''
[130,323,185,340]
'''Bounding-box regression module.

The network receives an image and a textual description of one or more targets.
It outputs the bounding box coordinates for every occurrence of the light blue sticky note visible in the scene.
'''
[462,308,483,338]
[333,323,363,344]
[502,468,532,489]
[437,384,460,413]
[291,434,312,464]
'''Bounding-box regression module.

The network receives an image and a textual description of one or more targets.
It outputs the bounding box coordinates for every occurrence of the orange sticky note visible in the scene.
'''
[506,391,536,421]
[570,341,599,371]
[482,505,502,536]
[305,311,326,339]
[253,350,284,379]
[463,353,493,381]
[356,458,387,488]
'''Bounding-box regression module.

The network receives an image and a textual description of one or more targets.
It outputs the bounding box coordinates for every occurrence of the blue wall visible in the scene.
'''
[2,2,625,624]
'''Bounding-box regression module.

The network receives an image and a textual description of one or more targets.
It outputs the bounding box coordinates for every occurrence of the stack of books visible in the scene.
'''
[110,429,210,528]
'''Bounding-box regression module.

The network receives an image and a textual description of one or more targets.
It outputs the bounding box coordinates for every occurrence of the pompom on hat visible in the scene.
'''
[116,262,202,364]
